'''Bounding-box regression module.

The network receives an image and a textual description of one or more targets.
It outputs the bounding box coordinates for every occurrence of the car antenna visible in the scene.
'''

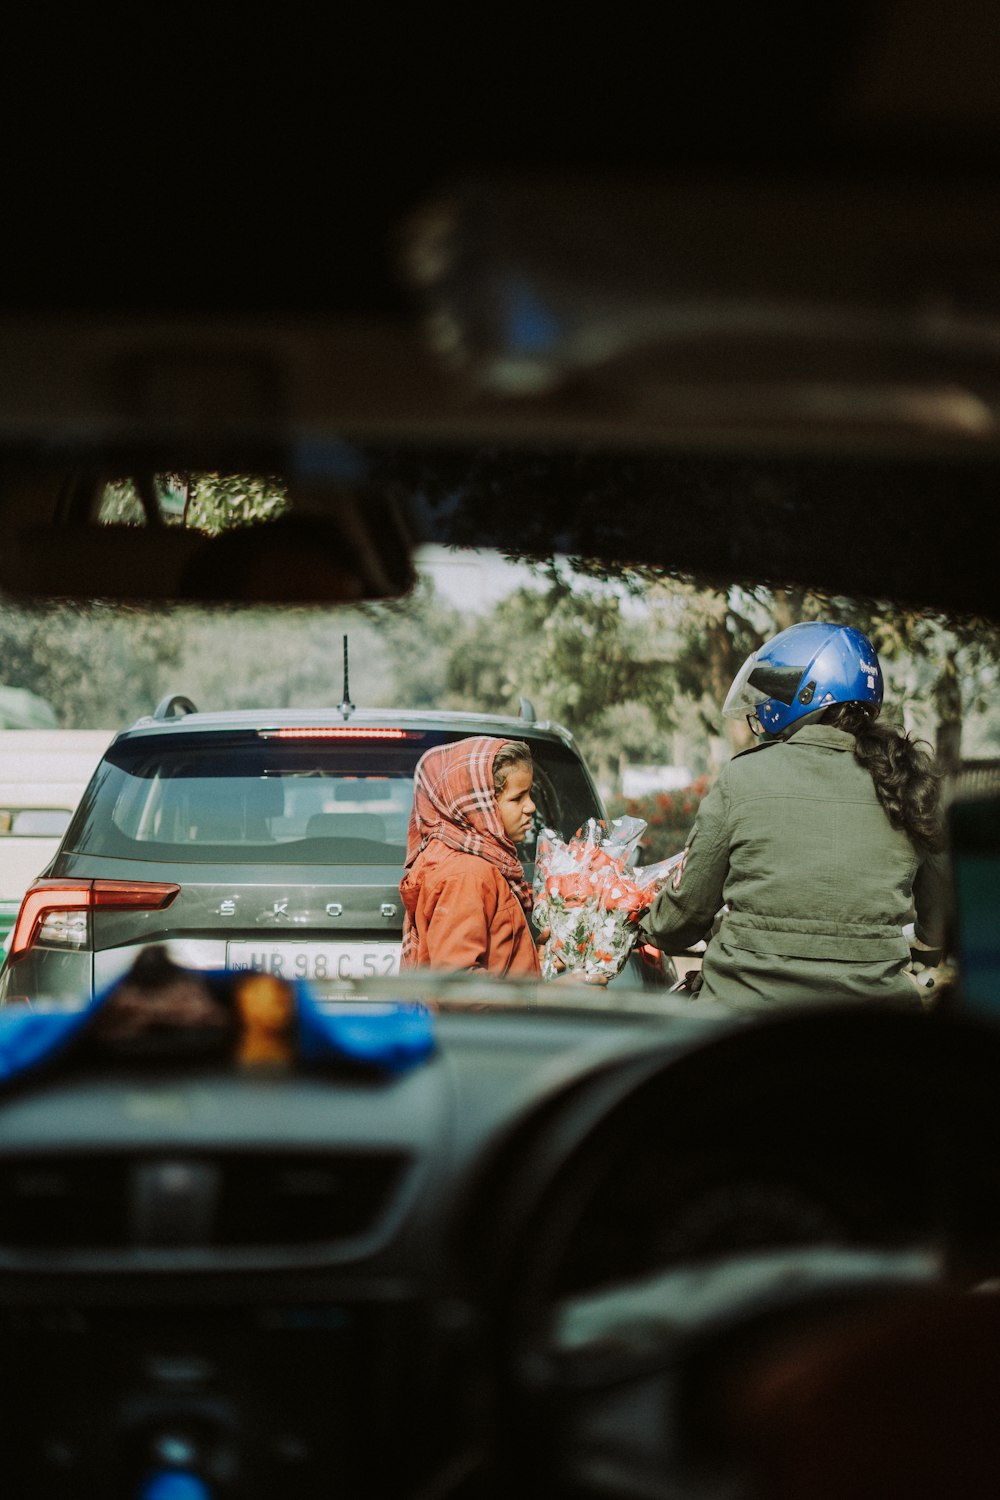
[337,634,355,720]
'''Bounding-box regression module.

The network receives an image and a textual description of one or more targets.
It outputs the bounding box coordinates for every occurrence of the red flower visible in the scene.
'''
[547,873,593,903]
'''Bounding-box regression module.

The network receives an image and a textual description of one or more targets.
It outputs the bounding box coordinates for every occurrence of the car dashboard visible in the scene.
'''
[1,992,999,1500]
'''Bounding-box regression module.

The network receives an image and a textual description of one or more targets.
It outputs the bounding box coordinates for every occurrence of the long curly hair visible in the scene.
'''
[823,702,943,852]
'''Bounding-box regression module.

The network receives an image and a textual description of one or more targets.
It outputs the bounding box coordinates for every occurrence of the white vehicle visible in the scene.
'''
[0,730,115,947]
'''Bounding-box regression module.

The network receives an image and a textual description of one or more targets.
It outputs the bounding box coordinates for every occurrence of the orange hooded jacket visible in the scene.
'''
[400,842,541,978]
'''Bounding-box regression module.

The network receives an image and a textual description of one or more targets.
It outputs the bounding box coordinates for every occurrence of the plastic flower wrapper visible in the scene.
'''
[533,817,682,981]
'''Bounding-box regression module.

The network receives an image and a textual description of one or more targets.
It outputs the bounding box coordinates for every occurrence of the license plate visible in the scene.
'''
[226,941,400,982]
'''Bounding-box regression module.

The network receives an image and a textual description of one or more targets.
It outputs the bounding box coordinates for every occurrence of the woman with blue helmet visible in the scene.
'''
[640,621,946,1009]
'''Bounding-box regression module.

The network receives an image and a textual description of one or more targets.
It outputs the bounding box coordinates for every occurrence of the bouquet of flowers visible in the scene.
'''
[533,816,682,981]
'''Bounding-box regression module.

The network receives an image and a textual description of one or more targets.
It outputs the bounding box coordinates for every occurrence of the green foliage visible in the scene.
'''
[0,527,997,783]
[444,569,676,746]
[606,778,714,862]
[780,596,1000,770]
[597,701,678,773]
[184,474,287,534]
[601,574,1000,770]
[171,608,395,712]
[369,442,1000,767]
[0,601,181,728]
[99,473,288,534]
[361,578,465,710]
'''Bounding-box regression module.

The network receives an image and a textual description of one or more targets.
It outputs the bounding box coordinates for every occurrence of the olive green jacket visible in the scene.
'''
[640,725,946,1010]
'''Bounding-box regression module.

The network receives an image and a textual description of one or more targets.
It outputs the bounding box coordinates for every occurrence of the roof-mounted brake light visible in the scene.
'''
[256,728,419,740]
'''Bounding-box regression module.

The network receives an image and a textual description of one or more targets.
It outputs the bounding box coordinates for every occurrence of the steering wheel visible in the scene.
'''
[476,1006,1000,1498]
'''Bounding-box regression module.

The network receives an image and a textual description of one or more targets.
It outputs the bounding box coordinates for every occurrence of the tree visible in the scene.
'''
[371,444,1000,767]
[506,557,1000,775]
[656,582,1000,772]
[100,473,288,533]
[362,578,466,710]
[171,607,394,712]
[442,565,678,782]
[0,602,181,727]
[805,600,1000,774]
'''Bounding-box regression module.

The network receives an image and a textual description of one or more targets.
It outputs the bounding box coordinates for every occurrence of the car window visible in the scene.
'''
[63,731,598,866]
[0,808,72,837]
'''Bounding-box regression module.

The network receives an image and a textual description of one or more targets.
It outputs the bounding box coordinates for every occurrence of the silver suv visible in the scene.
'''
[0,696,673,1005]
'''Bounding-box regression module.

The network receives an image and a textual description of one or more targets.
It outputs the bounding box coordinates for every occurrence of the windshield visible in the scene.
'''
[0,460,994,1017]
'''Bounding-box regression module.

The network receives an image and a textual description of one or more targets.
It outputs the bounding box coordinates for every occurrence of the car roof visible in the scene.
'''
[115,706,580,749]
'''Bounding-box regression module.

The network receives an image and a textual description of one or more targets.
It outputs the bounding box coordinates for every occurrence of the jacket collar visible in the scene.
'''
[783,724,855,751]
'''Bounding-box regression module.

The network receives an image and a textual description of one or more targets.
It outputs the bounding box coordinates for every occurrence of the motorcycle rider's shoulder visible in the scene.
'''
[725,739,786,778]
[731,738,782,760]
[722,736,788,791]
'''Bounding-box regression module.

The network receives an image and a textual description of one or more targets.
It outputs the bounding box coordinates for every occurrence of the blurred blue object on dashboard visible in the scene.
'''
[296,988,436,1073]
[136,1470,214,1500]
[0,1000,101,1082]
[0,962,435,1084]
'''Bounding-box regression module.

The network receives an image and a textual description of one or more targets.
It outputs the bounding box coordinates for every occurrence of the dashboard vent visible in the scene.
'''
[0,1152,408,1251]
[0,1158,131,1248]
[216,1152,407,1245]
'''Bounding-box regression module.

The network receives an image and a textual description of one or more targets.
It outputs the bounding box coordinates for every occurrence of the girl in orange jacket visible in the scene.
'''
[400,737,542,978]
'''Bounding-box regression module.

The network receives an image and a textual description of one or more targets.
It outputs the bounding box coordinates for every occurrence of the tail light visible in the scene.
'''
[7,879,180,962]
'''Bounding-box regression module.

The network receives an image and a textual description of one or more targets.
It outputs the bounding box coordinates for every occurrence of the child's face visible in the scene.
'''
[495,765,536,843]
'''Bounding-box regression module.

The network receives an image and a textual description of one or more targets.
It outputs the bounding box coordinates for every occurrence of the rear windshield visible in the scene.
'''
[62,730,602,865]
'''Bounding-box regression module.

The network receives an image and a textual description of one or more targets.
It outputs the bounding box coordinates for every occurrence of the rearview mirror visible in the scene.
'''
[0,470,417,604]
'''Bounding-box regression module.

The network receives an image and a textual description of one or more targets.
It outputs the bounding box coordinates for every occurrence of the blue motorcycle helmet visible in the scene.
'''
[723,622,884,739]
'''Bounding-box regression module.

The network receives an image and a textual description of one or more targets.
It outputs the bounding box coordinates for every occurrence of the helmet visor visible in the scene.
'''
[723,651,768,719]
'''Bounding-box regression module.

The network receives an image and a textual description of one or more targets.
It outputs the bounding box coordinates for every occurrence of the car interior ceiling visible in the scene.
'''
[3,6,1000,1498]
[1,5,999,608]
